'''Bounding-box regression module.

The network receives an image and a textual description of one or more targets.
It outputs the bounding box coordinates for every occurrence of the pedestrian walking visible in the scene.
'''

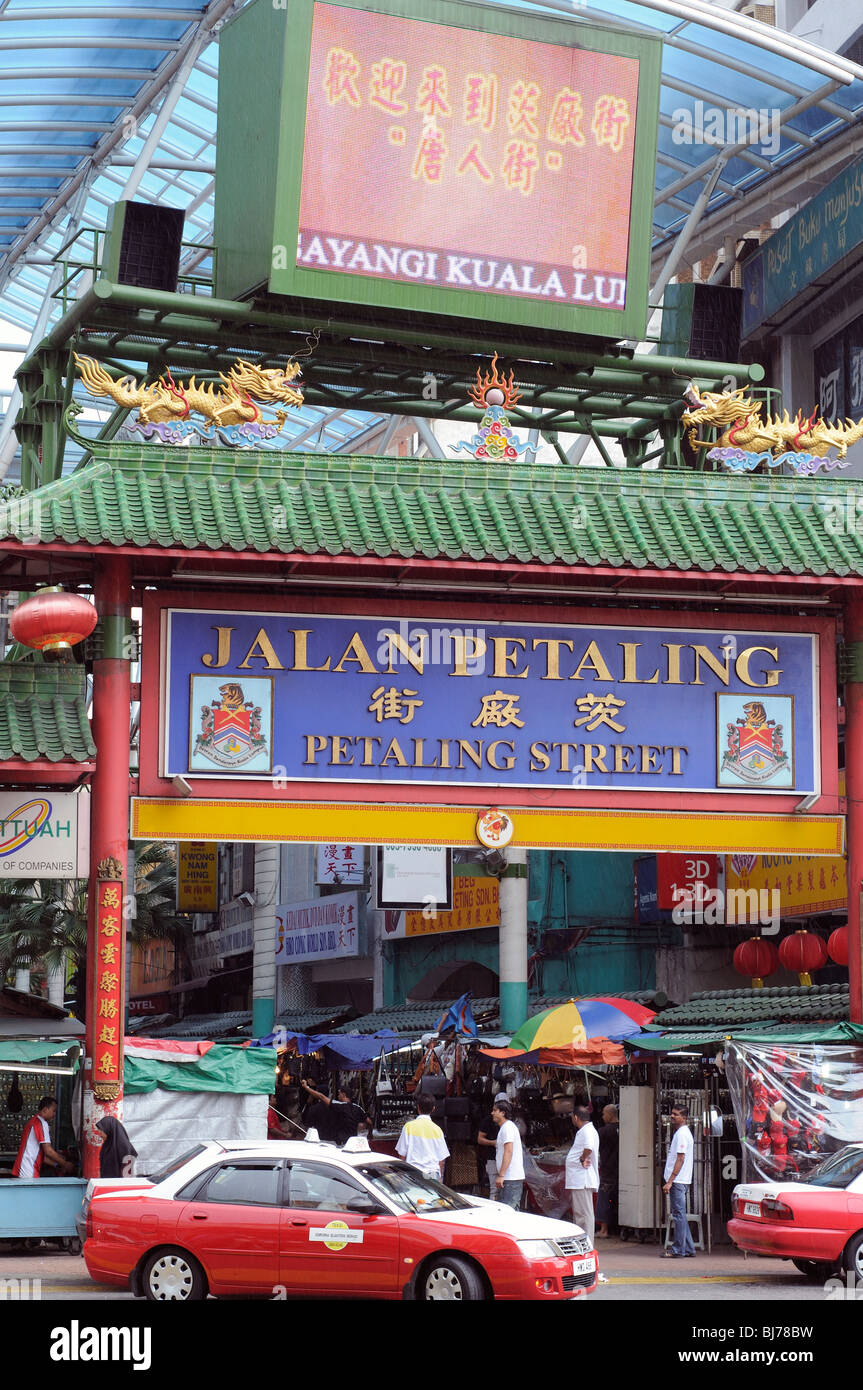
[565,1105,599,1246]
[491,1099,525,1209]
[663,1103,696,1258]
[396,1094,449,1179]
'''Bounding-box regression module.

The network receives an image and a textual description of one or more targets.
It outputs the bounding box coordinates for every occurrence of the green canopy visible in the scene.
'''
[630,1022,863,1052]
[124,1043,275,1095]
[0,1039,81,1066]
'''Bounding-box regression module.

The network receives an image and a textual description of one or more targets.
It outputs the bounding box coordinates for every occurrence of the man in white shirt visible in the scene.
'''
[565,1106,599,1246]
[13,1096,71,1179]
[663,1103,696,1258]
[396,1095,450,1180]
[491,1100,525,1209]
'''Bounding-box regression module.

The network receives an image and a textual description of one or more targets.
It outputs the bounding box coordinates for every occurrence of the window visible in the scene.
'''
[147,1144,208,1186]
[287,1162,367,1212]
[804,1147,863,1191]
[359,1163,472,1214]
[202,1161,283,1206]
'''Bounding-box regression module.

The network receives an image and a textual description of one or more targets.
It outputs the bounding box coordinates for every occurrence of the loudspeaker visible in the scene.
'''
[102,199,185,293]
[659,283,743,363]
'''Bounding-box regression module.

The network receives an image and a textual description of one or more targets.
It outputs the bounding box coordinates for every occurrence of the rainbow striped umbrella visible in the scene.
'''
[487,997,656,1060]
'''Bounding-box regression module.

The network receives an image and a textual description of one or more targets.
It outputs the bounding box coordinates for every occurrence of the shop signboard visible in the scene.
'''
[742,152,863,337]
[177,842,219,912]
[635,854,723,924]
[0,789,89,879]
[91,868,124,1102]
[157,606,822,797]
[385,873,499,937]
[215,0,661,340]
[275,890,360,963]
[375,845,452,910]
[316,843,364,884]
[724,853,846,918]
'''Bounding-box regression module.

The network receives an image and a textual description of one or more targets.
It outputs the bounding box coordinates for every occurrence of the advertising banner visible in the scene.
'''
[635,854,723,924]
[0,790,88,879]
[375,844,452,910]
[725,853,846,917]
[275,890,360,963]
[177,842,219,912]
[160,608,820,796]
[385,873,499,938]
[317,843,364,884]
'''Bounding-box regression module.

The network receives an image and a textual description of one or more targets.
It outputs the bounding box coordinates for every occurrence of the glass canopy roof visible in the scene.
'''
[0,0,862,466]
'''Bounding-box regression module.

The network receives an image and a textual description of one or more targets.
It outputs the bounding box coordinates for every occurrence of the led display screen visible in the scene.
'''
[296,2,641,313]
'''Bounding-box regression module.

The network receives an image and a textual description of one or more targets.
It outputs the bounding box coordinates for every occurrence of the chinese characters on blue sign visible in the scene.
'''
[162,610,819,795]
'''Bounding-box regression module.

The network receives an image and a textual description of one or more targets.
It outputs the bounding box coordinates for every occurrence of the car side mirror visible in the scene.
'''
[345,1194,383,1215]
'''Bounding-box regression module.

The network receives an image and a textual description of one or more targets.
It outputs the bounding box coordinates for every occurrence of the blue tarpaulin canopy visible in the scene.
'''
[249,1029,402,1071]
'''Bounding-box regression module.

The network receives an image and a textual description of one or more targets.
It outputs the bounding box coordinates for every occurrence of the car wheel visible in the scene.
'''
[843,1232,863,1281]
[791,1258,835,1282]
[142,1247,207,1302]
[421,1255,486,1301]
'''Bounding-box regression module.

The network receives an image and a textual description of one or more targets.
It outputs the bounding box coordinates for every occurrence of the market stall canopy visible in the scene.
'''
[497,997,655,1052]
[123,1041,274,1094]
[0,1039,81,1066]
[249,1029,401,1071]
[627,1021,863,1050]
[481,1040,627,1067]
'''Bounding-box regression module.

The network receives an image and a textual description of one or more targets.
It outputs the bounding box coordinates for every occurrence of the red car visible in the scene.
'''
[84,1139,597,1301]
[728,1143,863,1281]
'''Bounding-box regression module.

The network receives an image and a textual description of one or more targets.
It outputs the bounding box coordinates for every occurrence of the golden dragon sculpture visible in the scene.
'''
[682,384,863,467]
[73,353,303,427]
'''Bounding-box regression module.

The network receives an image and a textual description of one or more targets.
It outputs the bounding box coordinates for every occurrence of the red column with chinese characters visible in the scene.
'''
[845,595,863,1025]
[83,555,132,1176]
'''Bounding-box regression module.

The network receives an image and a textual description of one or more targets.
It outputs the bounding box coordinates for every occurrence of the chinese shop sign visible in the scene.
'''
[92,860,125,1102]
[725,853,847,918]
[388,873,500,937]
[177,842,219,912]
[316,843,364,885]
[275,890,360,963]
[160,608,821,796]
[215,0,661,339]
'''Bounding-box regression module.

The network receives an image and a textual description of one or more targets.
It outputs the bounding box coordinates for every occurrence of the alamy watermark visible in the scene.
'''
[375,620,488,676]
[0,493,42,546]
[671,102,780,158]
[672,882,781,934]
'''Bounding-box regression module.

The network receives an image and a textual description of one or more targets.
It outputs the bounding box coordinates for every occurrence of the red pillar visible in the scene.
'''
[83,555,132,1176]
[844,596,863,1025]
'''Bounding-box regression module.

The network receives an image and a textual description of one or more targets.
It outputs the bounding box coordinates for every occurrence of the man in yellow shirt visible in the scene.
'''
[396,1095,450,1180]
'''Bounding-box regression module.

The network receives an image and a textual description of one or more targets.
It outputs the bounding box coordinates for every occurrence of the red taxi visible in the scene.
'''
[728,1143,863,1281]
[84,1139,597,1301]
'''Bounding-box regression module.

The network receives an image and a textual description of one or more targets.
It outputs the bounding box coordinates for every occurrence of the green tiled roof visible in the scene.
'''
[4,447,863,577]
[0,661,95,763]
[653,983,849,1029]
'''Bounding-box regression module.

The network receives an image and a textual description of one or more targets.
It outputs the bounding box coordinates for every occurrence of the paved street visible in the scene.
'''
[0,1237,837,1301]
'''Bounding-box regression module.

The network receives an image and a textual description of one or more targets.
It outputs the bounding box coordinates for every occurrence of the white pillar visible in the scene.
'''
[252,842,280,1037]
[14,969,30,993]
[498,848,528,1031]
[46,957,66,1009]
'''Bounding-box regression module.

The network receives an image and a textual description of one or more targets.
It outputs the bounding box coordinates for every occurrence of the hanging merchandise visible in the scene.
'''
[725,1040,863,1183]
[376,1048,393,1096]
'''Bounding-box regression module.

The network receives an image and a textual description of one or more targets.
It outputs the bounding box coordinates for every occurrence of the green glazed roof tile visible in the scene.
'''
[0,662,95,762]
[4,449,863,577]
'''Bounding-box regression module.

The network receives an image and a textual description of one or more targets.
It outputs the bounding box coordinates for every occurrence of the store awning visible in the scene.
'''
[0,1039,81,1066]
[629,1021,863,1051]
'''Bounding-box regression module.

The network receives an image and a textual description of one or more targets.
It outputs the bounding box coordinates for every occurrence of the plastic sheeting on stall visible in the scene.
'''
[122,1089,269,1175]
[725,1039,863,1184]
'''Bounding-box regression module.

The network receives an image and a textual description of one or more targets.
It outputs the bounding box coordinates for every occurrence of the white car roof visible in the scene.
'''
[201,1139,393,1167]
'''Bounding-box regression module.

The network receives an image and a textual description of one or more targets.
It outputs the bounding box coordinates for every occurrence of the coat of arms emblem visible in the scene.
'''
[194,682,268,769]
[720,699,789,785]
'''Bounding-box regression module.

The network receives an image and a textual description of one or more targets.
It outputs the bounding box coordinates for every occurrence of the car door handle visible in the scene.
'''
[191,1213,208,1221]
[290,1219,307,1227]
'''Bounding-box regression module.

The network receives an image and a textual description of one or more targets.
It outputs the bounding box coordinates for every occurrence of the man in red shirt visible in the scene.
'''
[13,1096,72,1178]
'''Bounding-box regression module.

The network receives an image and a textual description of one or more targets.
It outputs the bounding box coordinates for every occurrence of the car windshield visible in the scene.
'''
[800,1147,863,1190]
[145,1144,209,1185]
[359,1163,473,1214]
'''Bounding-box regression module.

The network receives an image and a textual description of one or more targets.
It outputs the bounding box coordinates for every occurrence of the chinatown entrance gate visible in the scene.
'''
[0,0,861,1173]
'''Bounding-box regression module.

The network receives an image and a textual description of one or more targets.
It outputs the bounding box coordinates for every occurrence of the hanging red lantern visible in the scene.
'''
[733,937,779,989]
[827,925,849,967]
[9,586,96,654]
[778,929,828,987]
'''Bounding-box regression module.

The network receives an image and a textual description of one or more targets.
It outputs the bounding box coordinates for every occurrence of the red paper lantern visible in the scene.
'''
[827,925,849,967]
[778,929,828,987]
[733,937,779,989]
[9,587,96,653]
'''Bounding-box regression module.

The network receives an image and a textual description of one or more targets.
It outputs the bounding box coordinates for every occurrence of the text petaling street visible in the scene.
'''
[302,733,688,775]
